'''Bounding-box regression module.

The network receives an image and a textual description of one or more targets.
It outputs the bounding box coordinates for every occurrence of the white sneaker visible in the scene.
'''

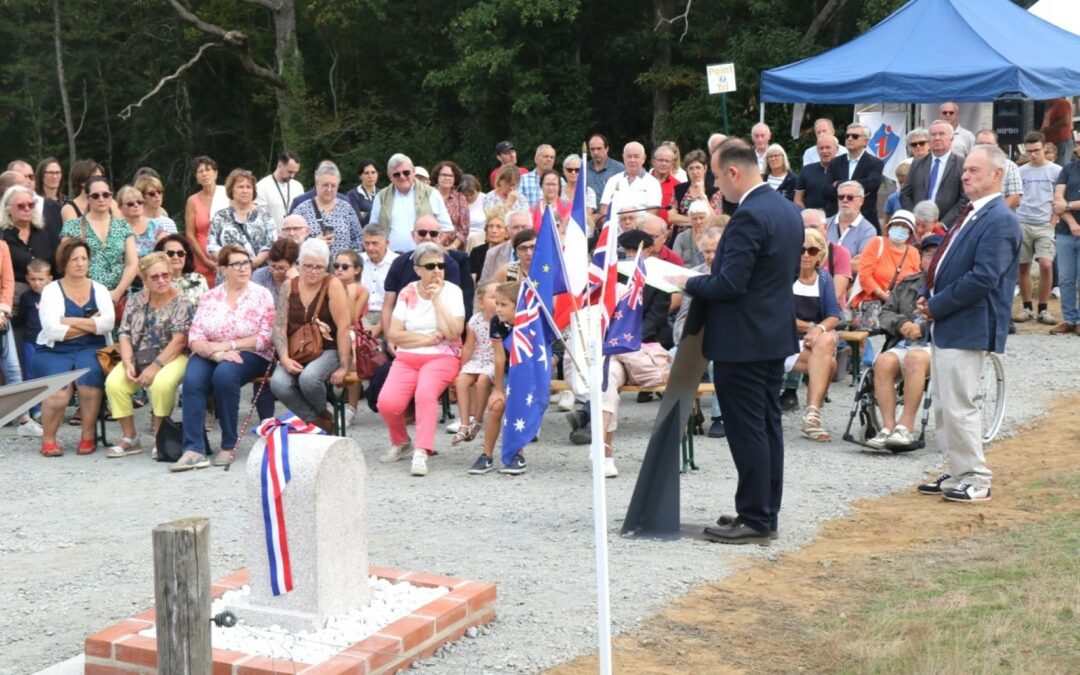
[344,405,356,427]
[380,440,413,463]
[557,390,576,412]
[445,420,461,434]
[17,418,43,437]
[886,425,914,447]
[410,450,429,476]
[1051,286,1061,299]
[604,457,618,478]
[865,427,892,450]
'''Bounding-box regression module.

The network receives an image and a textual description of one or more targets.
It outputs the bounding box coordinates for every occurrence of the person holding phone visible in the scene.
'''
[292,163,361,260]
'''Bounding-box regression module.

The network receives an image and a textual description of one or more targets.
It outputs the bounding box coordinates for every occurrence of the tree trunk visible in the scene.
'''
[651,0,674,146]
[53,0,77,172]
[272,0,304,150]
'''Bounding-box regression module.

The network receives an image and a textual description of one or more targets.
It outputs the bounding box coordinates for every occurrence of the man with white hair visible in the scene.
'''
[518,144,562,208]
[826,122,884,229]
[369,153,452,253]
[707,133,727,156]
[938,101,976,157]
[826,181,878,264]
[650,144,681,225]
[598,141,661,221]
[280,213,310,245]
[795,133,842,215]
[751,123,771,172]
[801,119,847,167]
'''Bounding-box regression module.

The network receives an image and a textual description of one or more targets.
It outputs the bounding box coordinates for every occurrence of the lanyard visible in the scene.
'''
[273,179,291,211]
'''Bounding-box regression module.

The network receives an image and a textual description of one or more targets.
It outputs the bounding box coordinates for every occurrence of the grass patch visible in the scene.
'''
[803,513,1080,674]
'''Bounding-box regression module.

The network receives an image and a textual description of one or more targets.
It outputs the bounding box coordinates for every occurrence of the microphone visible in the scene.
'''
[615,204,673,215]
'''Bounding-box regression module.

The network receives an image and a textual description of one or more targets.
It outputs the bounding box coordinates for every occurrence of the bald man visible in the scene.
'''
[598,141,662,221]
[752,123,772,172]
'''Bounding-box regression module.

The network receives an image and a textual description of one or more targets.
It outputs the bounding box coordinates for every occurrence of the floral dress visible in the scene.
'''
[128,219,167,257]
[171,273,209,308]
[60,216,133,290]
[188,283,276,360]
[206,206,275,262]
[461,312,495,378]
[293,198,362,259]
[118,290,195,352]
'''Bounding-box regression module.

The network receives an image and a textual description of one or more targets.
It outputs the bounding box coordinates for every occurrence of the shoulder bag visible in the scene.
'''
[353,321,387,381]
[852,239,910,333]
[287,277,330,364]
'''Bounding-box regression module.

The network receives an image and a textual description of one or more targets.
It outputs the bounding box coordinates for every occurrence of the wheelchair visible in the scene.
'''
[843,349,1006,452]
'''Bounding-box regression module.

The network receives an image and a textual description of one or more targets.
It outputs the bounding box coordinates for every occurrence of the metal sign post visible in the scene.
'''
[706,62,737,135]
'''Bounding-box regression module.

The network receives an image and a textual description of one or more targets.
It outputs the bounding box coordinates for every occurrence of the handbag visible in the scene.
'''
[614,343,672,388]
[852,239,910,333]
[96,344,121,376]
[353,322,387,381]
[131,299,160,377]
[287,277,330,365]
[155,416,212,463]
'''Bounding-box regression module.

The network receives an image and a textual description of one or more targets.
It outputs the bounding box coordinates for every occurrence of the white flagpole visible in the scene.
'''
[588,320,613,675]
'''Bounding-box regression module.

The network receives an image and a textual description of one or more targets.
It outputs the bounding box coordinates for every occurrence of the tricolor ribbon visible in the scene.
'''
[254,412,324,595]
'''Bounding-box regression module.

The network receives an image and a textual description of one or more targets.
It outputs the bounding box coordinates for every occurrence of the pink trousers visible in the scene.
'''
[378,352,460,452]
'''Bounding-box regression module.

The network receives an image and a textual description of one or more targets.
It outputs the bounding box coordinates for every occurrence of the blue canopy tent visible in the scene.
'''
[761,0,1080,103]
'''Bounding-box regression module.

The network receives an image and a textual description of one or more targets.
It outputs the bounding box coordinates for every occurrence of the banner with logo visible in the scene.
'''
[858,111,908,181]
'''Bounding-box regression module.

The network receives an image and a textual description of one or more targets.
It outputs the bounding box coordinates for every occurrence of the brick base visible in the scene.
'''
[85,567,496,675]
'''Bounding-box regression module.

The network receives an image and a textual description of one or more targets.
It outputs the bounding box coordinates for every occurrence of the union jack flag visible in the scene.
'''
[588,218,618,336]
[603,248,646,356]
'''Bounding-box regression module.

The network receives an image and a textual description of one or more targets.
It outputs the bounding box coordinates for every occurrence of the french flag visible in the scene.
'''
[552,154,591,328]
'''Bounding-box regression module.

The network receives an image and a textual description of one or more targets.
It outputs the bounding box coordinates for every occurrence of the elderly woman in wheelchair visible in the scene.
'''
[789,228,843,442]
[865,234,943,449]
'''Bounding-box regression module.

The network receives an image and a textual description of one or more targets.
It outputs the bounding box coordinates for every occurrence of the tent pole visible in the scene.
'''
[759,102,765,123]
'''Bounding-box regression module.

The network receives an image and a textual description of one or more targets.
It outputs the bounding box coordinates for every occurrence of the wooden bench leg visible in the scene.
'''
[439,390,454,424]
[680,415,699,473]
[97,406,109,447]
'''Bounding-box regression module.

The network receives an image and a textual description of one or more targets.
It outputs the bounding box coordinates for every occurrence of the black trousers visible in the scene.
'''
[712,359,785,533]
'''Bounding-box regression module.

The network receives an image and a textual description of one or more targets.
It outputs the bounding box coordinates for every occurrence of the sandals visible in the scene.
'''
[464,420,482,442]
[67,413,82,426]
[801,405,831,442]
[40,442,63,458]
[77,438,97,455]
[212,448,238,467]
[106,437,143,459]
[451,420,482,446]
[169,451,211,472]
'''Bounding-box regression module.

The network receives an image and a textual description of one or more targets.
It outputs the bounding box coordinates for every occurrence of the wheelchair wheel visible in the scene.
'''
[977,352,1006,443]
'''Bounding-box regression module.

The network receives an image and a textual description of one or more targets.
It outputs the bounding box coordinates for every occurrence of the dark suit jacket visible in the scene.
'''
[684,183,802,362]
[922,196,1020,353]
[900,153,968,226]
[825,152,884,228]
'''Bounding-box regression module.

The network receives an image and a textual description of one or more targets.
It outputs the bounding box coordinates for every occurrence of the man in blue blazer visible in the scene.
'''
[825,123,884,229]
[672,139,803,544]
[916,145,1020,503]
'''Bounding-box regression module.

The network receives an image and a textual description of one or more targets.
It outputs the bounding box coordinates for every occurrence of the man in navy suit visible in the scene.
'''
[671,139,803,544]
[916,144,1020,503]
[826,123,884,229]
[900,119,968,226]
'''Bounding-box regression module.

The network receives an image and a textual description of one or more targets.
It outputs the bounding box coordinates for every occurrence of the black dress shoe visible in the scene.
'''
[703,519,772,545]
[716,514,778,539]
[708,417,726,438]
[779,388,798,412]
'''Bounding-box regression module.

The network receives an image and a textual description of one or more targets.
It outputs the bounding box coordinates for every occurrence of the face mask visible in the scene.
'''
[888,226,910,244]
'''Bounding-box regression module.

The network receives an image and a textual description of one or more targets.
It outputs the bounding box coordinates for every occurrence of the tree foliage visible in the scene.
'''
[0,0,948,217]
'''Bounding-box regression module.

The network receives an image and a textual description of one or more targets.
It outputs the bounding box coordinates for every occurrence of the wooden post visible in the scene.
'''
[153,517,211,674]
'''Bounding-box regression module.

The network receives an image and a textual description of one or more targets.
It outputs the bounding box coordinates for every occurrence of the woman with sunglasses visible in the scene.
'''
[154,234,209,307]
[117,186,167,257]
[104,252,194,459]
[1,185,55,295]
[378,242,465,477]
[174,244,275,471]
[135,174,177,235]
[60,176,139,313]
[560,155,597,231]
[491,228,536,283]
[60,160,120,221]
[787,227,842,442]
[271,238,351,432]
[333,249,368,425]
[35,238,115,456]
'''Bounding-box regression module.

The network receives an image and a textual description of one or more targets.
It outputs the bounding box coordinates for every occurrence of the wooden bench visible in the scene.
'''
[549,379,716,473]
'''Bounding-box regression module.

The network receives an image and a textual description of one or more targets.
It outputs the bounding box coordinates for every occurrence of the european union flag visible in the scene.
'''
[603,249,646,355]
[501,282,552,465]
[525,206,564,343]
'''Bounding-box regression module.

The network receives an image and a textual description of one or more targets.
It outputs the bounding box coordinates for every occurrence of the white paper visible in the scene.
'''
[617,257,703,293]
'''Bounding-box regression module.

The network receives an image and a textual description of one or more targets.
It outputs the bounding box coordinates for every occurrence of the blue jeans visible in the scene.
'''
[1058,232,1080,324]
[21,341,39,416]
[181,352,270,455]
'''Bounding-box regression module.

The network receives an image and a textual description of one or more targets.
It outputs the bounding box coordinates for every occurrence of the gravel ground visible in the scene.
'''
[3,332,1079,675]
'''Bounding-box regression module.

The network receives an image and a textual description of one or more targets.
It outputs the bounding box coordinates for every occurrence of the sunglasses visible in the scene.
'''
[910,140,929,147]
[147,272,171,282]
[164,249,187,258]
[565,167,580,173]
[392,170,412,179]
[12,202,34,210]
[941,110,957,115]
[415,262,445,271]
[124,200,145,208]
[414,229,439,238]
[333,263,354,270]
[837,194,860,201]
[144,190,161,197]
[88,192,112,200]
[802,246,821,256]
[845,133,864,140]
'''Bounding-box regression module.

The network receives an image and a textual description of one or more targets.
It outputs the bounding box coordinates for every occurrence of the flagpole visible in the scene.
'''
[521,277,587,377]
[588,314,613,675]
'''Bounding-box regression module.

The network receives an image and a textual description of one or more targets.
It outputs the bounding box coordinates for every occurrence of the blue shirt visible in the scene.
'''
[585,158,625,203]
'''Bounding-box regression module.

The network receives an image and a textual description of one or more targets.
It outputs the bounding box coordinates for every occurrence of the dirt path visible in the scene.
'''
[549,393,1080,674]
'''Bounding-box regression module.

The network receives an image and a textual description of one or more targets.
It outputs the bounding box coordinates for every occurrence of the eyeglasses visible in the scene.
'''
[516,244,536,252]
[837,194,860,201]
[145,190,161,197]
[940,110,957,116]
[801,246,821,256]
[44,170,62,176]
[845,133,864,140]
[12,202,34,211]
[414,229,439,238]
[147,272,171,282]
[88,192,112,200]
[391,170,412,179]
[225,260,252,271]
[565,167,580,173]
[415,262,445,271]
[124,200,145,208]
[332,263,354,270]
[910,140,928,147]
[301,263,326,272]
[164,249,187,258]
[317,183,339,191]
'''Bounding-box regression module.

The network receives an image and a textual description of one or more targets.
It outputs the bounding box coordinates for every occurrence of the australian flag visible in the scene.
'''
[501,282,553,465]
[526,206,565,344]
[603,249,646,355]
